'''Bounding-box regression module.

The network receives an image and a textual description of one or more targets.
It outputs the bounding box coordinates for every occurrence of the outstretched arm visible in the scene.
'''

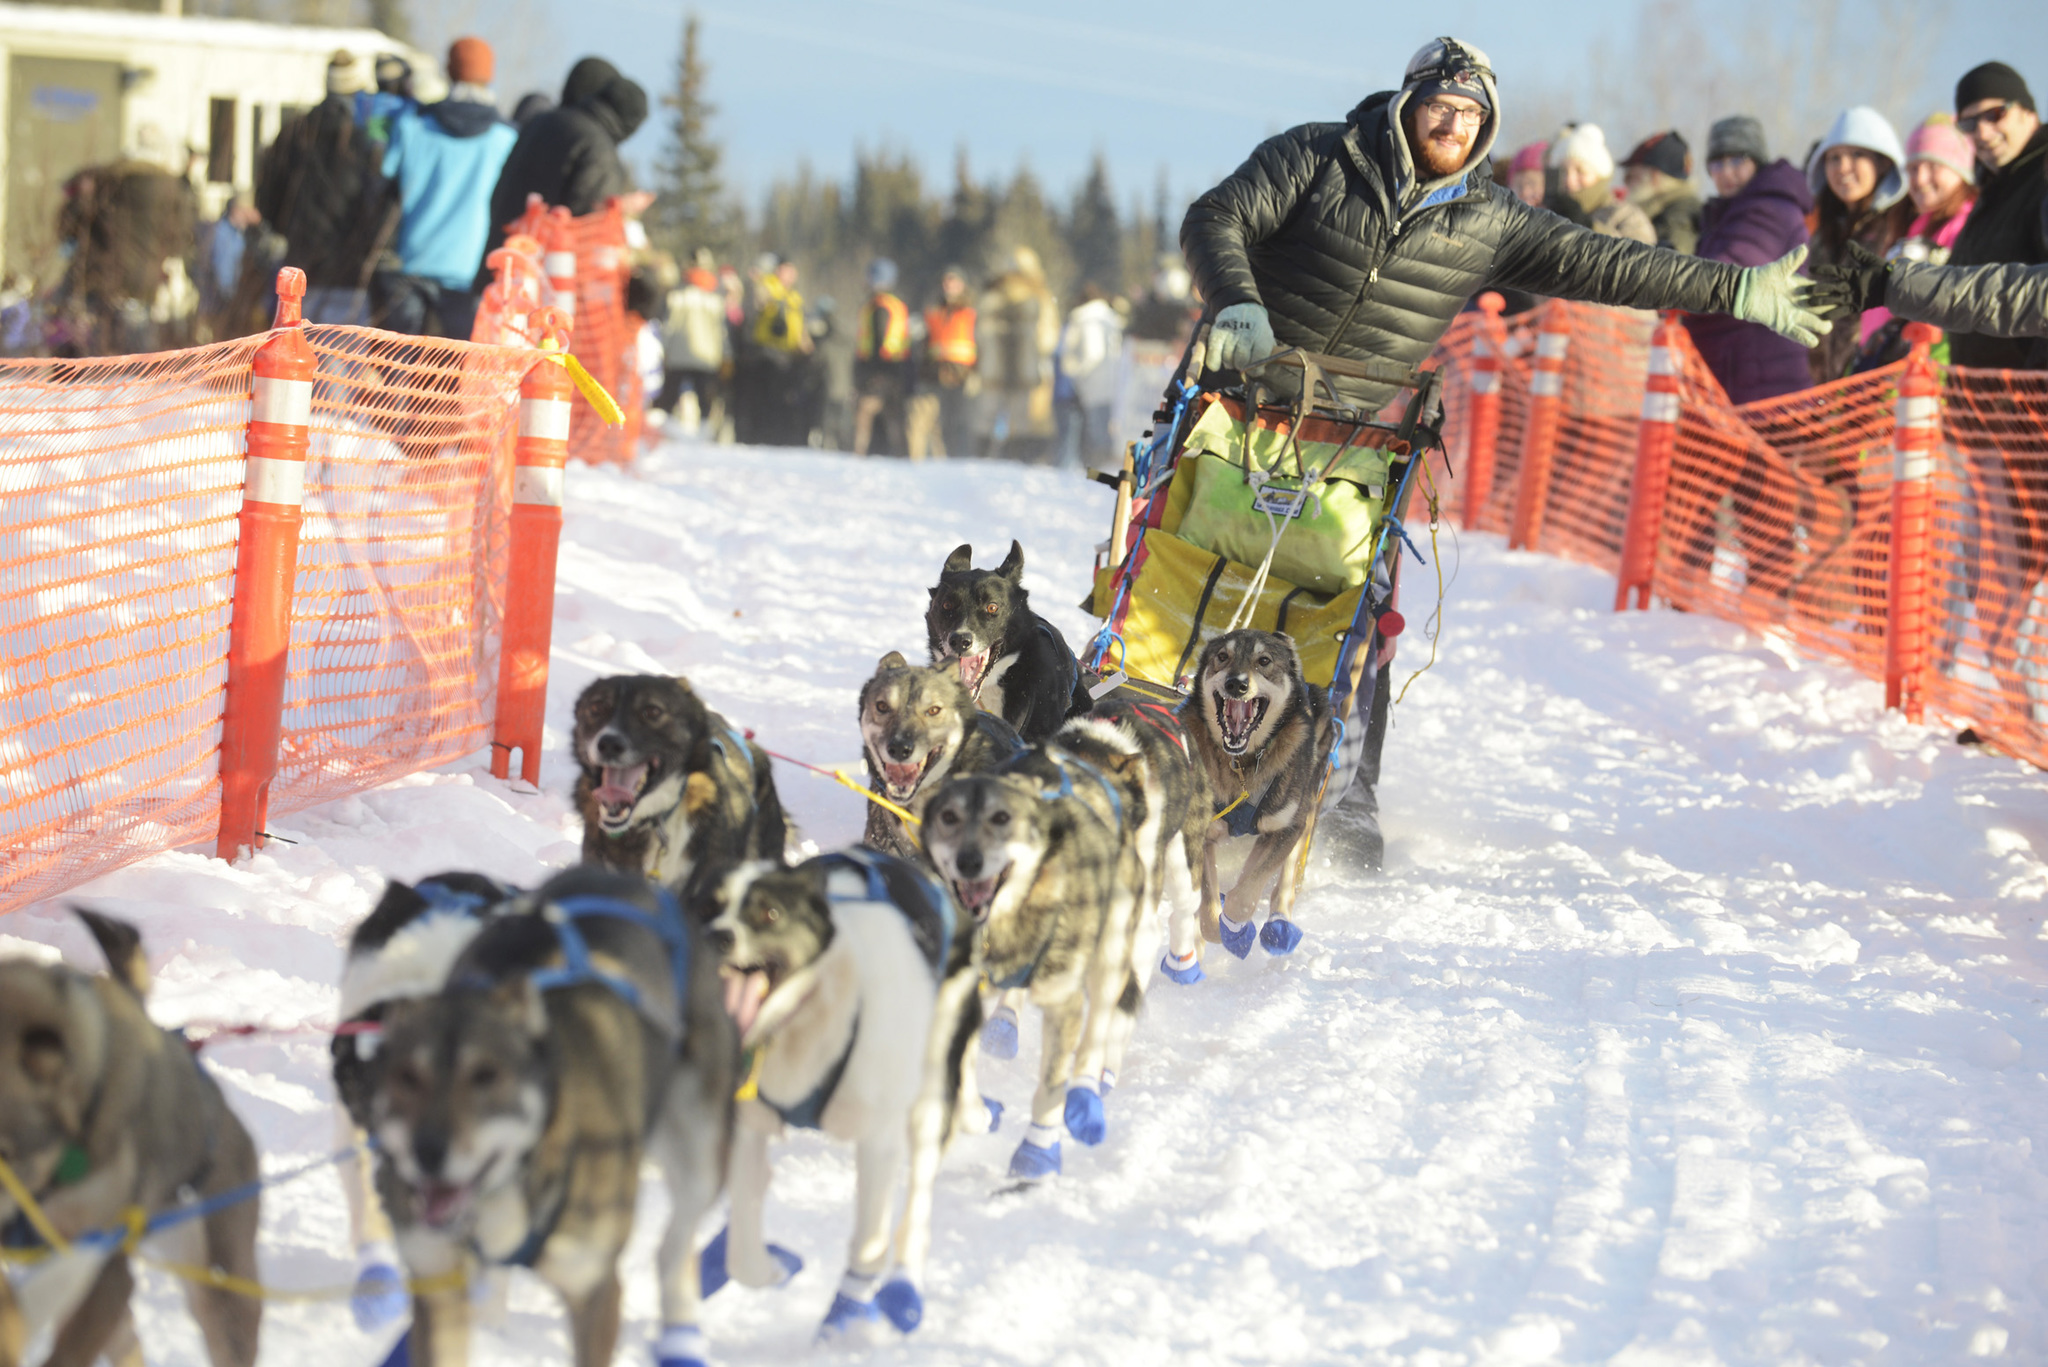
[1880,259,2048,339]
[1486,192,1744,313]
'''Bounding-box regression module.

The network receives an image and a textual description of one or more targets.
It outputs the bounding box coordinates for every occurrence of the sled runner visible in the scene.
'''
[1081,334,1446,820]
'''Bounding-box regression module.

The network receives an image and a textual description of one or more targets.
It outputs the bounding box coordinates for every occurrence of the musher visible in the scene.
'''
[1180,36,1833,868]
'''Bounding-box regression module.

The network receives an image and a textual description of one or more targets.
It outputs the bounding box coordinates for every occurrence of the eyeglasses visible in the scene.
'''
[1958,102,2013,134]
[1417,100,1485,129]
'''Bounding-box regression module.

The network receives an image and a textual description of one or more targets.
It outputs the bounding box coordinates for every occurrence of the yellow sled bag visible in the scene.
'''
[1091,526,1363,691]
[1171,395,1393,594]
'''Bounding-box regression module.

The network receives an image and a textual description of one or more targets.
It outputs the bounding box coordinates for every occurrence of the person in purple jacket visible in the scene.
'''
[1685,115,1816,406]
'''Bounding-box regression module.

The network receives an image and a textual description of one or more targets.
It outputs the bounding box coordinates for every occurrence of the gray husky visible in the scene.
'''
[1179,630,1332,961]
[858,651,1025,864]
[342,867,736,1367]
[921,766,1142,1183]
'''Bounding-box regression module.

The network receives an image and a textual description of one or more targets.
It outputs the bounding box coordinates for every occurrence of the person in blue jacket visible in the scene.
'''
[373,37,517,339]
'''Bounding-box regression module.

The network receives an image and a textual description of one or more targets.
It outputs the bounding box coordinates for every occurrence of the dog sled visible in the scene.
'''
[1081,334,1447,839]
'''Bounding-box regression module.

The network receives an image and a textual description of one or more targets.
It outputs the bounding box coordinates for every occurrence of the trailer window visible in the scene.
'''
[207,98,234,183]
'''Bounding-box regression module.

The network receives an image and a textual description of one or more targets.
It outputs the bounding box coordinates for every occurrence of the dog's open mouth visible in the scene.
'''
[1215,695,1269,755]
[954,650,991,699]
[949,865,1011,922]
[591,758,657,831]
[721,962,780,1036]
[417,1162,492,1228]
[879,746,942,801]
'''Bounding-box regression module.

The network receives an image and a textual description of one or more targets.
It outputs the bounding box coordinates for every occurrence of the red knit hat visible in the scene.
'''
[448,36,494,85]
[1509,142,1547,175]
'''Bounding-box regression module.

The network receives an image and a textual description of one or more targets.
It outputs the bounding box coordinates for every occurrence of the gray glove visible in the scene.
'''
[1207,302,1277,372]
[1733,245,1833,348]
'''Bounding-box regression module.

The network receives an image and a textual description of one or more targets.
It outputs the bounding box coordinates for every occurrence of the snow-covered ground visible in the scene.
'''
[10,437,2048,1366]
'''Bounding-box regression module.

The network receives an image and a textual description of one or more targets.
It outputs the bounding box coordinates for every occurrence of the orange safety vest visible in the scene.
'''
[857,293,911,362]
[925,303,977,367]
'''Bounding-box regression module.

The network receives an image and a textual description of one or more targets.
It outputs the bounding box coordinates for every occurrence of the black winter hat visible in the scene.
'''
[1956,62,2035,115]
[1623,130,1691,180]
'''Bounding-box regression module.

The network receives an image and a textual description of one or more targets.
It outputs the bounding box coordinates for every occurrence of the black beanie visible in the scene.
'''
[1623,130,1691,180]
[1956,62,2035,115]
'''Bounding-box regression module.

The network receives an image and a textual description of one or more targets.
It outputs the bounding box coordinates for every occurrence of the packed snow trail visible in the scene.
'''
[9,439,2048,1365]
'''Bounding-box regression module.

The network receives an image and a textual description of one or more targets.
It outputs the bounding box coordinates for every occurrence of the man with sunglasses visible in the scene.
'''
[1181,36,1830,871]
[1947,62,2048,369]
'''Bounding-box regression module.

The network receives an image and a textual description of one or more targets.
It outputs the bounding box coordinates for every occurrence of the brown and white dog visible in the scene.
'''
[0,911,261,1367]
[1178,630,1332,961]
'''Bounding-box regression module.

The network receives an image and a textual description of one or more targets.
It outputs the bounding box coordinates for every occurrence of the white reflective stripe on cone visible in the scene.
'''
[513,467,565,506]
[519,397,573,441]
[544,252,576,278]
[1641,391,1679,423]
[245,455,306,506]
[1535,333,1569,359]
[252,375,313,427]
[1531,371,1563,397]
[1897,395,1938,427]
[1471,371,1499,394]
[1648,347,1679,376]
[1895,448,1932,482]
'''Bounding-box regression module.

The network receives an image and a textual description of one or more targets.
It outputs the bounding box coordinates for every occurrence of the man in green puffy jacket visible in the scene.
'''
[1183,35,1833,870]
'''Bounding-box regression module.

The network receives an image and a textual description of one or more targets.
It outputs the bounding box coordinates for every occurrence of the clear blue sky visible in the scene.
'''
[519,0,2048,212]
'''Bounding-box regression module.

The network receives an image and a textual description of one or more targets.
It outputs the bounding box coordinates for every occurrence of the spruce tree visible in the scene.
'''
[1066,152,1122,296]
[652,14,732,260]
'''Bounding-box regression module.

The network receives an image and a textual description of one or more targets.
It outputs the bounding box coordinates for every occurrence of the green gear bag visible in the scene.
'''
[1171,395,1392,594]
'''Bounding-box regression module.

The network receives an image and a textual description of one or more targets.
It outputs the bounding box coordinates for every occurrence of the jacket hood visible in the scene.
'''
[1377,36,1500,202]
[577,74,648,144]
[1807,106,1907,211]
[1746,157,1815,211]
[426,98,503,139]
[562,57,619,107]
[1354,85,1498,206]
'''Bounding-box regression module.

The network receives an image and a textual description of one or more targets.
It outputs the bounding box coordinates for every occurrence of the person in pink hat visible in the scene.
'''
[1507,141,1547,206]
[1852,114,1979,369]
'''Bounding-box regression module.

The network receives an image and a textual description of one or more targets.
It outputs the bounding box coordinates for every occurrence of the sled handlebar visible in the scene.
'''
[1241,347,1431,392]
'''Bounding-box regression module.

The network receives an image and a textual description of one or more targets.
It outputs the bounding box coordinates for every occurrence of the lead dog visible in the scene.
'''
[1179,630,1332,960]
[858,651,1025,865]
[343,866,736,1367]
[925,541,1088,743]
[921,765,1142,1181]
[0,911,261,1367]
[704,848,961,1338]
[571,674,788,903]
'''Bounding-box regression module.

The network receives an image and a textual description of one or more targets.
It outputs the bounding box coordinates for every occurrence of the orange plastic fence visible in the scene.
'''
[0,326,532,913]
[1433,299,2048,769]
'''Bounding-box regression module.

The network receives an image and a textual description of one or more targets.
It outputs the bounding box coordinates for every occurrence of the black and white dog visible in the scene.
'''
[571,674,788,904]
[702,849,968,1340]
[926,541,1088,744]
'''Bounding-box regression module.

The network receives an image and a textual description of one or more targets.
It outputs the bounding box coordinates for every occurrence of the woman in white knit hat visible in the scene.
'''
[1545,122,1656,244]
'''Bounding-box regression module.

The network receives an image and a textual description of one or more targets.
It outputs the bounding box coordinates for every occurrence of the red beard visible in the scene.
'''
[1413,131,1475,178]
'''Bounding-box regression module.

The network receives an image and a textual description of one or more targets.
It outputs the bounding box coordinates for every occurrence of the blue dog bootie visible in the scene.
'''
[375,1331,410,1367]
[1064,1080,1106,1146]
[351,1242,407,1332]
[1218,910,1258,960]
[876,1275,925,1332]
[980,1003,1021,1059]
[1260,917,1303,956]
[1008,1125,1063,1180]
[698,1224,803,1298]
[982,1095,1004,1131]
[819,1271,884,1341]
[1160,947,1206,985]
[654,1323,710,1367]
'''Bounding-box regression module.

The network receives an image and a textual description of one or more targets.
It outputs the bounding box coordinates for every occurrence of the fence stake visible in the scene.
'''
[217,268,314,861]
[1459,291,1506,531]
[1509,303,1570,551]
[1615,312,1684,610]
[491,319,575,785]
[543,207,577,327]
[1884,322,1942,721]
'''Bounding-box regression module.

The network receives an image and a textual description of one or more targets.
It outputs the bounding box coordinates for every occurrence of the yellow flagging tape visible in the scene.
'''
[564,353,625,426]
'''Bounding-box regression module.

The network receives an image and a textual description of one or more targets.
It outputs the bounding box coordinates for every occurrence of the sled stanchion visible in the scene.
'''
[1884,322,1942,722]
[1614,312,1683,611]
[1508,303,1570,552]
[1109,442,1136,571]
[491,310,575,785]
[1459,291,1506,531]
[218,268,314,863]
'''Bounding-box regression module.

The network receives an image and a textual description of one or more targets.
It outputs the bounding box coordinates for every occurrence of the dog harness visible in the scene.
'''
[1217,791,1263,838]
[1002,749,1125,829]
[1128,700,1190,755]
[528,888,693,1038]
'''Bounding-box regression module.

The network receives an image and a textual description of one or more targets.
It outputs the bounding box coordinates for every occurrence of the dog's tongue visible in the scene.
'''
[958,651,989,694]
[722,967,770,1036]
[1224,699,1257,734]
[882,760,922,792]
[955,877,997,914]
[593,762,647,809]
[421,1181,468,1226]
